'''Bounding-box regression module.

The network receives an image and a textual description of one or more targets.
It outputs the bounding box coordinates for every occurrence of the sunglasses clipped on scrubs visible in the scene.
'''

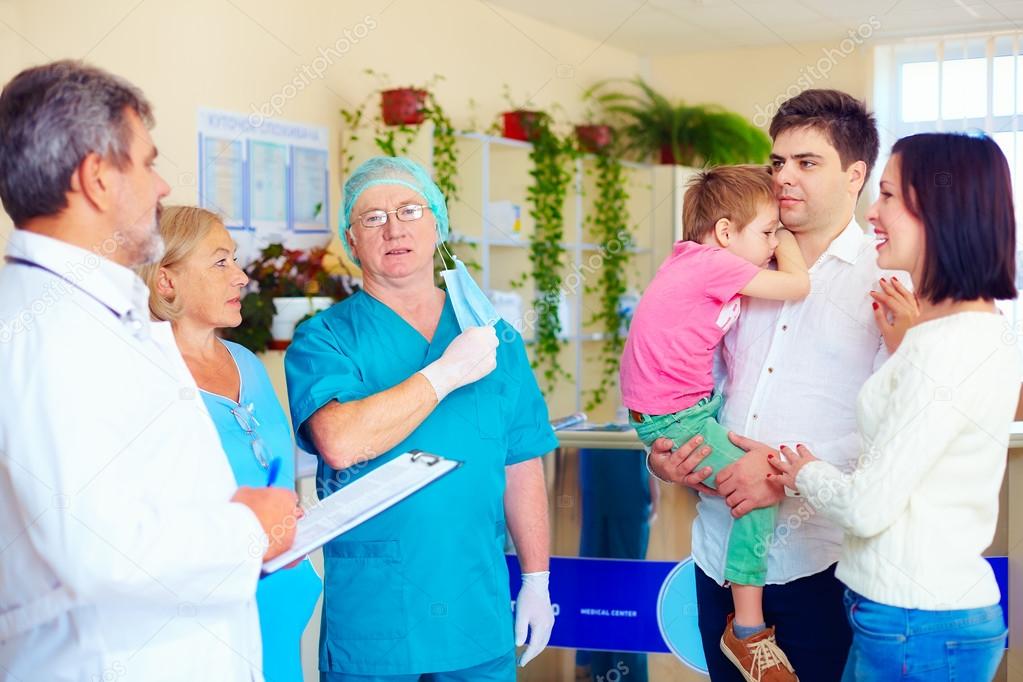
[231,403,270,469]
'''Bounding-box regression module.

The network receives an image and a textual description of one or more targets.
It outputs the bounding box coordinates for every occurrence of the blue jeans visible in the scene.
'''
[841,590,1006,681]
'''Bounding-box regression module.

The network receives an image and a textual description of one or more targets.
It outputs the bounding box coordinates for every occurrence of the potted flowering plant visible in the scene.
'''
[224,243,359,352]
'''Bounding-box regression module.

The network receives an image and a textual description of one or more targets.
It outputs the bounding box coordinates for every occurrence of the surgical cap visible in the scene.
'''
[339,156,449,266]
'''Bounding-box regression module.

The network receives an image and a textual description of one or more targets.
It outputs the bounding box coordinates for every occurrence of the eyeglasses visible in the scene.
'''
[231,402,270,469]
[356,204,431,229]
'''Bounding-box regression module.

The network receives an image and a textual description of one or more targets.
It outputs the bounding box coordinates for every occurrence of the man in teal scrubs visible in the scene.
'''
[285,157,558,681]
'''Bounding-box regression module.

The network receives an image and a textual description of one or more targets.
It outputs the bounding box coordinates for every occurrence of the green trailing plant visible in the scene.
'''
[429,103,459,202]
[584,150,632,411]
[585,77,771,166]
[523,113,574,392]
[339,94,368,176]
[370,120,416,158]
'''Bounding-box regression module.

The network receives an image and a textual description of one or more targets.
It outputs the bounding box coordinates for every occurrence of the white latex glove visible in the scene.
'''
[514,571,554,667]
[418,325,498,401]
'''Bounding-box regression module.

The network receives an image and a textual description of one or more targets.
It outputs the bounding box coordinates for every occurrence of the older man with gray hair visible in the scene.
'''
[0,60,298,680]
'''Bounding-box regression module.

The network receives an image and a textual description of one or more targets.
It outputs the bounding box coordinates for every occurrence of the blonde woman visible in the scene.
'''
[139,206,321,682]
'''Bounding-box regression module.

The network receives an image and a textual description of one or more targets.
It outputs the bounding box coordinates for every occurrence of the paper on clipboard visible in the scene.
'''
[262,450,461,573]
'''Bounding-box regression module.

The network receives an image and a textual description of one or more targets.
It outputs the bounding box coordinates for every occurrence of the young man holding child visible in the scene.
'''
[647,89,910,680]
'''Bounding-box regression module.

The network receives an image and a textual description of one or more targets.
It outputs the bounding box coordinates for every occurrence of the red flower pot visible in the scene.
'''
[659,143,695,165]
[575,124,613,153]
[381,88,427,126]
[502,110,544,141]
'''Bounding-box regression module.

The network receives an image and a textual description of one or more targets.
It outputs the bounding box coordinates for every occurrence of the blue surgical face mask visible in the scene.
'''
[439,245,500,331]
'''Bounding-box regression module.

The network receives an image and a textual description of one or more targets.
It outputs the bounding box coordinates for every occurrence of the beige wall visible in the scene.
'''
[0,2,888,252]
[648,39,875,131]
[0,1,24,244]
[649,38,879,219]
[0,0,645,247]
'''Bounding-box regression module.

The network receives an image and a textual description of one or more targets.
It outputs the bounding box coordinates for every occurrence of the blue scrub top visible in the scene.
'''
[202,339,322,682]
[284,290,558,676]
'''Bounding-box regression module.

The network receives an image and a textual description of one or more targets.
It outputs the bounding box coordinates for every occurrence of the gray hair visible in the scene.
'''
[0,60,154,226]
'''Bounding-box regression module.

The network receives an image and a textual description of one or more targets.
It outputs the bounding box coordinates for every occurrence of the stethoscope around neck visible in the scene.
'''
[4,254,148,339]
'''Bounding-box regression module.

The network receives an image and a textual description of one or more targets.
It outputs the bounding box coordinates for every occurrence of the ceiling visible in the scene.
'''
[487,0,1023,54]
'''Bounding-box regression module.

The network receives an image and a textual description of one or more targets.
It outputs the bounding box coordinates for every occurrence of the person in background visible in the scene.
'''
[138,205,322,681]
[769,132,1019,682]
[0,60,297,680]
[285,156,557,681]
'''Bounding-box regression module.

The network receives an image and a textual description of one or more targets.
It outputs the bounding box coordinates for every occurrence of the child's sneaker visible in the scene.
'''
[719,613,798,682]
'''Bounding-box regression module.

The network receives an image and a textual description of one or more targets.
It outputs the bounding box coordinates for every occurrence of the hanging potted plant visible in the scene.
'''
[573,101,616,155]
[583,147,632,410]
[380,87,427,125]
[340,70,460,203]
[224,243,359,352]
[502,110,546,141]
[574,124,614,154]
[584,77,771,166]
[496,84,546,142]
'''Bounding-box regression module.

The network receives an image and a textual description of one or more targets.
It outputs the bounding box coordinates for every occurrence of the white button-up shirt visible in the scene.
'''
[693,219,893,585]
[0,230,265,681]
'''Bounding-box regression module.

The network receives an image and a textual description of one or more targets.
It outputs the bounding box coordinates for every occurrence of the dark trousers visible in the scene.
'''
[695,563,851,681]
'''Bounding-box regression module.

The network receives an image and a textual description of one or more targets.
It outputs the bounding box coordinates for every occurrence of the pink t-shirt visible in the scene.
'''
[620,241,760,415]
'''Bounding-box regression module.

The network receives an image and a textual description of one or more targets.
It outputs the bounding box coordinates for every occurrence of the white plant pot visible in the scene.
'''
[271,296,334,344]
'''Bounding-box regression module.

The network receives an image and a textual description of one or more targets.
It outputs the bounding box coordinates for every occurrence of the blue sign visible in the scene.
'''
[508,554,1010,673]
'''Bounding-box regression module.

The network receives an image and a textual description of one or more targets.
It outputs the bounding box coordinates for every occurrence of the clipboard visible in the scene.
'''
[262,450,461,573]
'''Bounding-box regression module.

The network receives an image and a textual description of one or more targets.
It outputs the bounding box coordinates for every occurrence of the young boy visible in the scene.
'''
[620,165,809,682]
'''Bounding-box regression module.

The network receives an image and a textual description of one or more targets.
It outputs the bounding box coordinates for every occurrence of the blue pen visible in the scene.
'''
[266,457,281,487]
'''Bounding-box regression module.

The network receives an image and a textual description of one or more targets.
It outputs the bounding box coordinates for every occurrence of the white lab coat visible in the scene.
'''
[0,230,265,681]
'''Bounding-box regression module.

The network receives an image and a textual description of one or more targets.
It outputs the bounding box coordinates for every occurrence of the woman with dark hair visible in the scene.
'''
[768,132,1020,681]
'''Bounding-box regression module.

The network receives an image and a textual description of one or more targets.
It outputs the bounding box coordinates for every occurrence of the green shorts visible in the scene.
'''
[631,392,776,586]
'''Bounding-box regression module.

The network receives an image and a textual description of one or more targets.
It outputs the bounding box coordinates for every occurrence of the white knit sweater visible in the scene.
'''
[796,312,1021,610]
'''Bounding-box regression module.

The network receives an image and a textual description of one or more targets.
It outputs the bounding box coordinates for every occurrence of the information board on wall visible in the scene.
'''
[197,108,331,263]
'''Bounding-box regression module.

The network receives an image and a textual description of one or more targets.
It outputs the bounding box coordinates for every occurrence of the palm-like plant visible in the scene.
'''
[585,78,771,166]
